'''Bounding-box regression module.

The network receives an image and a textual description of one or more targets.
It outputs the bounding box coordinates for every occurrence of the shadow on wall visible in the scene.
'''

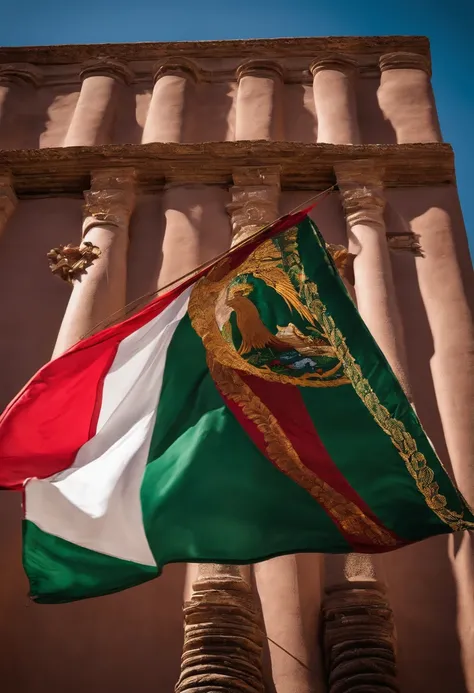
[126,193,166,306]
[0,84,58,149]
[185,81,235,143]
[114,85,148,145]
[358,76,397,144]
[0,198,82,409]
[283,83,318,143]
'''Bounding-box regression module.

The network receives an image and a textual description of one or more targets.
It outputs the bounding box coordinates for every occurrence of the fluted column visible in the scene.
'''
[64,59,131,147]
[378,52,441,143]
[310,56,360,144]
[234,60,284,141]
[0,64,41,147]
[52,168,136,357]
[0,174,17,236]
[142,59,198,143]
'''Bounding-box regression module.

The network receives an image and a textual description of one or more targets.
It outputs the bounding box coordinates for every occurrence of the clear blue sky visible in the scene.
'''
[1,0,472,252]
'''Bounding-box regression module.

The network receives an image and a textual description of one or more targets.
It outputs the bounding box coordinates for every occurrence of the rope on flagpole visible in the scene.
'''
[81,185,336,338]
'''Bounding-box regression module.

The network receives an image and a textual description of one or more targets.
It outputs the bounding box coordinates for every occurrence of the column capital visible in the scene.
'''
[0,174,17,230]
[83,167,137,238]
[236,59,284,82]
[335,160,386,230]
[379,51,431,76]
[153,57,201,84]
[0,63,42,87]
[79,58,133,84]
[227,168,280,244]
[339,186,386,232]
[310,54,358,77]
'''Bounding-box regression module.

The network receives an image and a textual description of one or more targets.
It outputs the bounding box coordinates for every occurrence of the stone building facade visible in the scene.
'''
[0,36,472,693]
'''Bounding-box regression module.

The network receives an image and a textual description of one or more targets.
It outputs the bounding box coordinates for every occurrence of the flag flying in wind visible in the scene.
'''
[0,212,472,604]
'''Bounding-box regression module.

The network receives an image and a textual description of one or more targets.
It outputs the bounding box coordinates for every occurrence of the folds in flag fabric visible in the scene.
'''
[0,211,472,603]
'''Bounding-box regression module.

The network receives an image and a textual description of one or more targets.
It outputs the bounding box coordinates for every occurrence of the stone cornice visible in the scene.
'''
[0,142,454,197]
[0,36,431,65]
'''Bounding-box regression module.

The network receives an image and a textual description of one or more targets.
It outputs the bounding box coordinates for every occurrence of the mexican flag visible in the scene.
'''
[0,212,472,604]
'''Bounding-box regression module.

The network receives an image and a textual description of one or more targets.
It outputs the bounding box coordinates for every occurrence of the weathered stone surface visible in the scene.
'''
[0,36,431,66]
[175,570,264,693]
[0,141,454,197]
[322,583,399,693]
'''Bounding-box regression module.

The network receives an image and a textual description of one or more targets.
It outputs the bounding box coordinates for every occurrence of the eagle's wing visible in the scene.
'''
[254,266,316,326]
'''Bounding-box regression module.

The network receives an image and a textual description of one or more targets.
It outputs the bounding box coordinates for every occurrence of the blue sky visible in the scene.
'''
[1,0,472,252]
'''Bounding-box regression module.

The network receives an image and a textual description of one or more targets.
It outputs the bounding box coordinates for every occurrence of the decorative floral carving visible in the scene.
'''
[47,242,101,284]
[387,232,423,255]
[227,168,281,245]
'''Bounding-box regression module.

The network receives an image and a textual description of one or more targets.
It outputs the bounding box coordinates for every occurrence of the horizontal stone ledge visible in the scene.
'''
[0,36,430,65]
[0,141,454,197]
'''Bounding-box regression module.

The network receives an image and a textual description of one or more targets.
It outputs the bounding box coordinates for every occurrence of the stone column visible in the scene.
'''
[336,160,411,397]
[0,64,41,148]
[0,174,17,236]
[142,59,198,143]
[378,52,441,143]
[64,59,132,147]
[321,161,411,693]
[310,56,360,144]
[234,60,284,141]
[52,168,136,357]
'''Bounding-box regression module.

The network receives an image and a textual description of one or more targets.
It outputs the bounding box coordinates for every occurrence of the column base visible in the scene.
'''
[176,566,265,693]
[322,581,399,693]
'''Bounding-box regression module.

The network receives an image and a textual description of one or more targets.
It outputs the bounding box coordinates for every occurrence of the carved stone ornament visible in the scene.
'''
[236,59,284,82]
[310,54,358,77]
[322,582,399,693]
[47,242,101,285]
[82,167,136,238]
[226,167,281,245]
[79,57,133,84]
[0,63,42,87]
[387,231,423,255]
[379,51,431,76]
[153,57,201,84]
[175,566,265,693]
[340,186,386,231]
[335,161,386,231]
